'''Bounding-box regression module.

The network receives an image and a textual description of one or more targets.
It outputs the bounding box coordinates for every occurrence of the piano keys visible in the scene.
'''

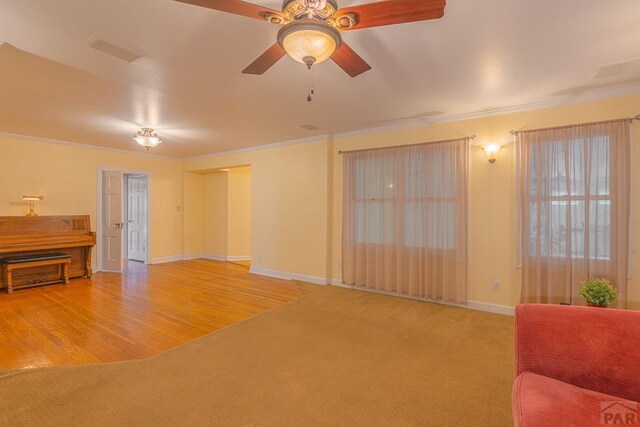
[0,215,96,291]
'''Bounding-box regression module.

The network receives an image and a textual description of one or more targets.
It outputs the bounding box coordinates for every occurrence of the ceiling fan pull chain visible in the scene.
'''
[307,66,315,102]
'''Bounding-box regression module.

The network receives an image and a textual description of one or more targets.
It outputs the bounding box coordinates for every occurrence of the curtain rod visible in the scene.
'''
[337,135,476,155]
[509,115,640,136]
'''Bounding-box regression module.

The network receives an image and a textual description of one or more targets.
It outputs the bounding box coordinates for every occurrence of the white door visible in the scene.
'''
[127,176,147,262]
[102,171,123,272]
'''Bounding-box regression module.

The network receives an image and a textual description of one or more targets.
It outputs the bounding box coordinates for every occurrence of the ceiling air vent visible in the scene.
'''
[592,57,638,79]
[83,35,145,64]
[300,124,320,131]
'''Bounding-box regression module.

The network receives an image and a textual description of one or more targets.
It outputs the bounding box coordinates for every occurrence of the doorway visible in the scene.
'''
[99,170,149,272]
[124,175,148,263]
[202,166,251,266]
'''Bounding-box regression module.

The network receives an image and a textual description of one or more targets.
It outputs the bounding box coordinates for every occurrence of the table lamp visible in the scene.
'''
[22,195,44,217]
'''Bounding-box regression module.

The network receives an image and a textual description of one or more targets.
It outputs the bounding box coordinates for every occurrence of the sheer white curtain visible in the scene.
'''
[342,138,468,304]
[516,120,630,307]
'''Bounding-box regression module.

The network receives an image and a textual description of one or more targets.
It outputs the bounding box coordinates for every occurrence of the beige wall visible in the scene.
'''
[183,172,204,257]
[197,166,252,259]
[227,166,252,257]
[331,93,640,309]
[186,140,329,280]
[202,172,228,257]
[0,134,184,263]
[2,92,639,309]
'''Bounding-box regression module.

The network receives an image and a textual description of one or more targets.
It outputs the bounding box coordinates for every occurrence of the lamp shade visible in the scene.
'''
[22,195,43,217]
[483,143,501,163]
[278,20,341,65]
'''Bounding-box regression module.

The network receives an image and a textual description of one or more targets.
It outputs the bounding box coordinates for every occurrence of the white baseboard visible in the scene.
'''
[331,282,514,316]
[182,253,204,261]
[149,255,183,264]
[227,255,251,261]
[249,266,327,285]
[466,300,515,316]
[202,253,227,261]
[202,254,251,261]
[147,253,252,263]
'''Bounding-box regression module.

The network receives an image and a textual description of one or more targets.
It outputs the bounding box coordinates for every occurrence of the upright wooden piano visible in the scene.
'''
[0,215,96,292]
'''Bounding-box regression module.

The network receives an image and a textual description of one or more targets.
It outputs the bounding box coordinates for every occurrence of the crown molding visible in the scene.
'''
[0,131,179,161]
[188,83,640,161]
[433,83,640,124]
[3,83,640,162]
[331,83,640,141]
[185,133,329,162]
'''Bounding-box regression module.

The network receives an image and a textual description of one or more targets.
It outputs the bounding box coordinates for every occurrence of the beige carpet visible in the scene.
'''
[0,283,514,426]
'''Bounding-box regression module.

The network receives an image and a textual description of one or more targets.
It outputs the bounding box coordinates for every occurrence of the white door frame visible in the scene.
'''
[96,167,151,272]
[123,174,148,262]
[101,170,124,272]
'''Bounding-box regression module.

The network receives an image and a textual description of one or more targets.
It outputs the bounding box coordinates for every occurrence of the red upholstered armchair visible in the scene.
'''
[512,304,640,426]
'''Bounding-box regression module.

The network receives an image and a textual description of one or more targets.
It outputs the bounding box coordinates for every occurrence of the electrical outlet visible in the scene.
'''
[337,261,342,269]
[492,280,501,291]
[258,256,263,264]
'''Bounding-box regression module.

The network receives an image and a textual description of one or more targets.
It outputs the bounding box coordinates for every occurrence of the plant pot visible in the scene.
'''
[587,303,608,308]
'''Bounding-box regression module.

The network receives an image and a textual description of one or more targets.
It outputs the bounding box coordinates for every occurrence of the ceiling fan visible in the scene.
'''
[174,0,446,77]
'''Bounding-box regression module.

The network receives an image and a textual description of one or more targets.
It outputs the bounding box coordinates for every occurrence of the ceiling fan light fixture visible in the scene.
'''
[304,0,327,10]
[133,128,162,150]
[277,20,341,66]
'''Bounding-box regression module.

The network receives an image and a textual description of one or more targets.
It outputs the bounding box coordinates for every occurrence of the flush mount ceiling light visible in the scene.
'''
[133,128,162,150]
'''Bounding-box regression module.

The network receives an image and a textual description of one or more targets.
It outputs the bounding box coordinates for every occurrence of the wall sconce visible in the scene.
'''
[22,195,44,217]
[482,143,502,164]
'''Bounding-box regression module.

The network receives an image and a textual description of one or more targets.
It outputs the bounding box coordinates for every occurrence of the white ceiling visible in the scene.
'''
[0,0,639,158]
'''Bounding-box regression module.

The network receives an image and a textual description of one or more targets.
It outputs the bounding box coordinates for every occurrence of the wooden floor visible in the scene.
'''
[0,259,300,370]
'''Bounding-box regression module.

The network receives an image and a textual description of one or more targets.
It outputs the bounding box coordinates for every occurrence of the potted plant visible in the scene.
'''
[579,278,617,307]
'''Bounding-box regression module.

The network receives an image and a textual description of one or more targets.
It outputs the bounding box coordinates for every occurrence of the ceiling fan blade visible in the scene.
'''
[242,43,287,75]
[331,43,371,78]
[337,0,446,30]
[173,0,281,21]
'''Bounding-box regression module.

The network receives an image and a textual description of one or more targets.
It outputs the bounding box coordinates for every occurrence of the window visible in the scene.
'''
[351,146,461,249]
[353,155,396,245]
[527,136,611,260]
[516,119,630,306]
[342,138,469,303]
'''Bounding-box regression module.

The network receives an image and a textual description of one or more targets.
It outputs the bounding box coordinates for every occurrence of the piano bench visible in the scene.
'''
[1,253,72,294]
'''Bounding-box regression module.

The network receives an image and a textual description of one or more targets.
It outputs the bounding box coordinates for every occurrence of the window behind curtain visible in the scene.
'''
[516,120,630,307]
[342,138,468,304]
[528,136,611,260]
[352,150,458,249]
